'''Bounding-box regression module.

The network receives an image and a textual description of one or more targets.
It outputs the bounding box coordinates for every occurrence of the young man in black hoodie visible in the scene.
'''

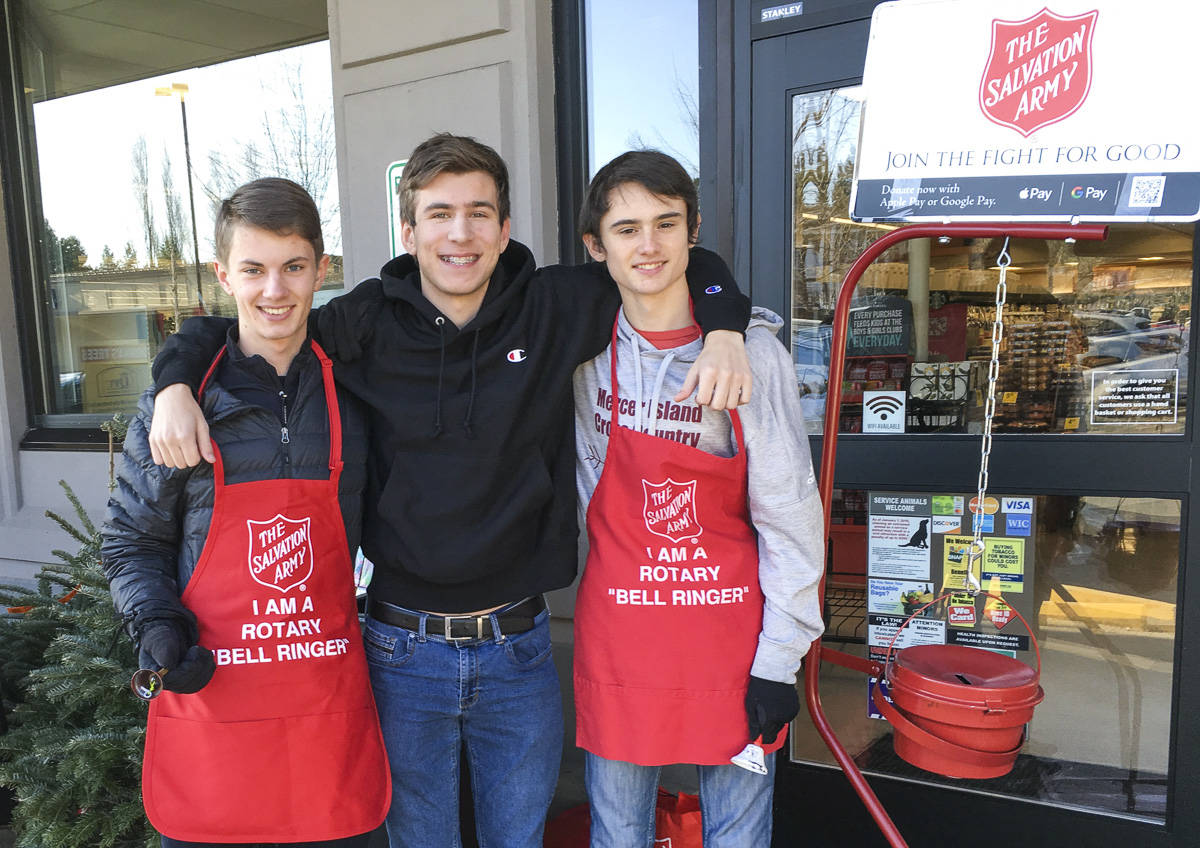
[147,134,751,848]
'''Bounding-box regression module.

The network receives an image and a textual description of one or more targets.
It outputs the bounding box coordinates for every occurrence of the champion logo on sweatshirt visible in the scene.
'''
[704,285,723,294]
[506,348,527,363]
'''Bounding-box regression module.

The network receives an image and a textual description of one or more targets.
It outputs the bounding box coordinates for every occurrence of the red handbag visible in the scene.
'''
[654,788,704,847]
[543,788,703,847]
[543,802,590,848]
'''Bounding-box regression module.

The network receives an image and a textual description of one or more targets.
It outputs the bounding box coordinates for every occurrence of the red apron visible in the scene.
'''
[143,341,390,843]
[574,321,784,766]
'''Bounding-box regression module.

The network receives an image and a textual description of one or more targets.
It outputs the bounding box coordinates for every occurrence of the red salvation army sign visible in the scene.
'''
[979,8,1096,138]
[850,0,1200,223]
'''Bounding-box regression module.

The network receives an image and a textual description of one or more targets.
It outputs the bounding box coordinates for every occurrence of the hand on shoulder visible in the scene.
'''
[149,383,213,468]
[675,329,753,410]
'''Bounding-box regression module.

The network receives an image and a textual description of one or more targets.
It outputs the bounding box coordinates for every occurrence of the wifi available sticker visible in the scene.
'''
[863,391,906,433]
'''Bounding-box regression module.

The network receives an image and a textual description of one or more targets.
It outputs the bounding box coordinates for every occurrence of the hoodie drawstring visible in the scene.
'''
[432,316,447,437]
[463,329,481,438]
[648,351,678,435]
[631,332,645,433]
[627,322,678,437]
[431,318,481,438]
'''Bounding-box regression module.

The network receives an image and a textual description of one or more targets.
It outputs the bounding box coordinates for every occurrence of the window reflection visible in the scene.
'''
[791,87,1193,435]
[801,490,1177,821]
[11,0,337,425]
[585,0,699,178]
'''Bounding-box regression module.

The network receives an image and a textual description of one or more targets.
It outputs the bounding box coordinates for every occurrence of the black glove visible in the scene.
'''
[165,644,217,694]
[137,621,187,671]
[745,676,800,745]
[137,621,216,694]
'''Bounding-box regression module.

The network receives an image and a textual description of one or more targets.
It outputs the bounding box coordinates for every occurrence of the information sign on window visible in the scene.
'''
[865,490,1038,717]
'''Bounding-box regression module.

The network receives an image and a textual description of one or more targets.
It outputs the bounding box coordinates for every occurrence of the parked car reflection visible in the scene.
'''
[1074,311,1183,370]
[792,319,831,432]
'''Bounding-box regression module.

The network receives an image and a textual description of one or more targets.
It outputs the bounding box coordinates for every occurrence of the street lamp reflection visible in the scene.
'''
[155,82,206,313]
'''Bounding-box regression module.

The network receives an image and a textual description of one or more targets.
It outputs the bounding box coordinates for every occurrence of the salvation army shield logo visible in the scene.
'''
[642,478,703,543]
[246,514,314,593]
[978,8,1098,138]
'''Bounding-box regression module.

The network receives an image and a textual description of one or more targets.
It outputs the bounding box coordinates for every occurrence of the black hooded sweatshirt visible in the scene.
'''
[153,240,748,612]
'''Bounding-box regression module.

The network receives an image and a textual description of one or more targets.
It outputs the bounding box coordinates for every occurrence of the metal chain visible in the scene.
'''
[967,236,1011,593]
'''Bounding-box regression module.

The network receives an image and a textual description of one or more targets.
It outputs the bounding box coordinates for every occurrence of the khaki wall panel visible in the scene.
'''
[337,0,510,67]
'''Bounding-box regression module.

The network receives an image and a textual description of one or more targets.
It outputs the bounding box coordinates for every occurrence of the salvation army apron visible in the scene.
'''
[574,321,784,766]
[142,341,390,843]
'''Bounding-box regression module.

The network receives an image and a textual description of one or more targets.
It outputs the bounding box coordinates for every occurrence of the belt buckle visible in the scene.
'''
[444,615,483,641]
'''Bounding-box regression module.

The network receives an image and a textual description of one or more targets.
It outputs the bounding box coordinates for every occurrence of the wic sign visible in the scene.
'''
[850,0,1200,222]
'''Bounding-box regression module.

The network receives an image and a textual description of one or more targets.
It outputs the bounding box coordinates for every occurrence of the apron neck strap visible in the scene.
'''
[728,404,745,453]
[309,340,342,472]
[197,345,226,399]
[609,318,622,427]
[198,347,228,485]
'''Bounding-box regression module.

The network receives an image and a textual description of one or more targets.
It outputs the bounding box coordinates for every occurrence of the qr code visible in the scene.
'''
[1128,175,1165,208]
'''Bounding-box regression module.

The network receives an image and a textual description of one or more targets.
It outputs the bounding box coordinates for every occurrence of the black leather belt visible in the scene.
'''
[367,596,545,640]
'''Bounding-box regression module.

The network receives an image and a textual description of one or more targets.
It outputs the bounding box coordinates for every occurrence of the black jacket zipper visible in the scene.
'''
[279,388,292,471]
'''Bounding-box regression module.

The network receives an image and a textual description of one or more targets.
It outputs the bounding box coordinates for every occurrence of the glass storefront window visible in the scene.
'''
[801,489,1178,822]
[791,87,1193,436]
[8,2,335,426]
[585,0,699,179]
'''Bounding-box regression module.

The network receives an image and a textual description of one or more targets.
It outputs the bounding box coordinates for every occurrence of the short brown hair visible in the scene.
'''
[579,150,699,245]
[398,133,510,226]
[214,177,323,263]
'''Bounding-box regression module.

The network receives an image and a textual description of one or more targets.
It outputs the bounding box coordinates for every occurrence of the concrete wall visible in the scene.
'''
[0,451,110,585]
[328,0,560,286]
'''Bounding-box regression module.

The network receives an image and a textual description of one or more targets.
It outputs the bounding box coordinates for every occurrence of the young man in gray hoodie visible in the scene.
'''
[570,150,825,847]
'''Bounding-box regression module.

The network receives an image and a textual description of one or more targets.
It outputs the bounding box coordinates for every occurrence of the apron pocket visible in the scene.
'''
[145,709,389,842]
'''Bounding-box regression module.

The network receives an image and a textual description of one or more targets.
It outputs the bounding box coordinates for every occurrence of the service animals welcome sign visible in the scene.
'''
[851,0,1200,222]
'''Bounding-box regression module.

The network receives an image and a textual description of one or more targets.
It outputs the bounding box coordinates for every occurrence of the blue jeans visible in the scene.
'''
[363,605,563,848]
[584,751,776,848]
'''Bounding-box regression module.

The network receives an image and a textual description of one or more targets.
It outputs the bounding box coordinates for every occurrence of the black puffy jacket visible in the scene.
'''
[101,338,367,641]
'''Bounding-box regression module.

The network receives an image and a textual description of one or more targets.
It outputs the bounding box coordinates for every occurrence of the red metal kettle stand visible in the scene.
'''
[805,222,1108,848]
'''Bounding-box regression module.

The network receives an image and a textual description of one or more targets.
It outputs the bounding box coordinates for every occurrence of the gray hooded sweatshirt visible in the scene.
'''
[573,306,825,684]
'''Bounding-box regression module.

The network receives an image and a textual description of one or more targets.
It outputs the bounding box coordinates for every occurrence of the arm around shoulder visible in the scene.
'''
[149,382,213,468]
[544,260,624,364]
[152,315,234,394]
[312,279,384,362]
[686,247,750,336]
[677,248,753,408]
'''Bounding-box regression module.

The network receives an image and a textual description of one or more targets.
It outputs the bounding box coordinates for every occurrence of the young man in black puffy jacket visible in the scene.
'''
[102,178,387,848]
